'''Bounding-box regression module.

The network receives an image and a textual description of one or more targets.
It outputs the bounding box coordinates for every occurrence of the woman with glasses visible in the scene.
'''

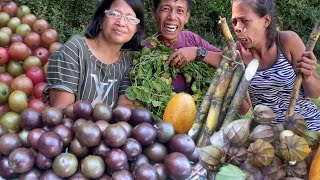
[45,0,144,109]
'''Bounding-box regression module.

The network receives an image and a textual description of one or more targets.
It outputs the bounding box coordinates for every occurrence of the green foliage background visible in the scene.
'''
[15,0,320,58]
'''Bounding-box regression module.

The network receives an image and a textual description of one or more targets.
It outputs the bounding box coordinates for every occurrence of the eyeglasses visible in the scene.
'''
[104,10,140,25]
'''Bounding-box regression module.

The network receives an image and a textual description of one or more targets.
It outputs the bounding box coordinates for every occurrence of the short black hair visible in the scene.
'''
[152,0,192,11]
[85,0,145,51]
[231,0,277,48]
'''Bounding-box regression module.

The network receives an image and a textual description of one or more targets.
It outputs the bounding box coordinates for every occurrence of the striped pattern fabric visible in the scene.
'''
[45,37,132,108]
[248,36,320,131]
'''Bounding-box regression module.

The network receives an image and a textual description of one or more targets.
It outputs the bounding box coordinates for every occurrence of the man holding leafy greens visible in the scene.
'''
[143,0,222,93]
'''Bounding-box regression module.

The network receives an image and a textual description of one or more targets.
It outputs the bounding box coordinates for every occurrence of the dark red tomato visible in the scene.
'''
[28,98,47,113]
[0,47,9,66]
[26,66,45,85]
[0,72,14,86]
[33,81,47,100]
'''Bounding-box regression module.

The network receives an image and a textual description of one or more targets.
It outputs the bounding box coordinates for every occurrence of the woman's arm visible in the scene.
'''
[281,31,320,98]
[49,90,75,109]
[116,94,135,110]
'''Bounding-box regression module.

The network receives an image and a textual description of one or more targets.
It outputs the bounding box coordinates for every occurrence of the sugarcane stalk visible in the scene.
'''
[221,58,259,128]
[286,19,320,119]
[217,52,245,129]
[187,51,232,141]
[219,17,237,56]
[188,17,236,141]
[197,61,235,147]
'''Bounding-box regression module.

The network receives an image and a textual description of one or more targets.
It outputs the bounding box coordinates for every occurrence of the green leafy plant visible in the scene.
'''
[125,37,215,121]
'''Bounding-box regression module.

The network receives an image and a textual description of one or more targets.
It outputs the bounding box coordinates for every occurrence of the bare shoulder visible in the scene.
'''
[279,31,305,61]
[279,31,302,45]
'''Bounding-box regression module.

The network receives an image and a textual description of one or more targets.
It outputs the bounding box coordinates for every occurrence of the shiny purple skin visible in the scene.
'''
[62,118,74,129]
[53,124,73,147]
[164,152,192,180]
[92,141,111,158]
[0,133,21,155]
[121,138,142,160]
[133,163,159,180]
[0,157,17,179]
[37,131,63,158]
[27,128,46,150]
[42,107,63,127]
[132,122,156,146]
[35,152,53,170]
[112,105,131,122]
[168,134,196,157]
[129,154,150,172]
[76,121,102,147]
[39,169,63,180]
[130,107,152,125]
[154,163,168,180]
[19,168,41,180]
[73,100,93,119]
[20,108,42,130]
[188,148,200,163]
[143,142,168,163]
[70,139,89,158]
[104,149,128,173]
[8,147,35,173]
[112,170,133,180]
[103,124,127,148]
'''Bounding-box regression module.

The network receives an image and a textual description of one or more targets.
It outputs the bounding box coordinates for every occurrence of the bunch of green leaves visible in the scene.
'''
[126,38,215,121]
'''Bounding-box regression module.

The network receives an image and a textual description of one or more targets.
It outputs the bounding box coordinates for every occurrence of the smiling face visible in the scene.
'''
[231,1,270,49]
[153,0,190,46]
[101,0,138,46]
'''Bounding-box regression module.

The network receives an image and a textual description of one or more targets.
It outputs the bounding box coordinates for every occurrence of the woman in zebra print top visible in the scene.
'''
[45,0,144,109]
[231,0,320,131]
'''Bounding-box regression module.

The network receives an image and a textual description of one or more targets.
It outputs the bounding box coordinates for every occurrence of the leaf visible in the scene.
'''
[125,87,136,100]
[216,164,246,180]
[152,100,162,107]
[150,38,158,46]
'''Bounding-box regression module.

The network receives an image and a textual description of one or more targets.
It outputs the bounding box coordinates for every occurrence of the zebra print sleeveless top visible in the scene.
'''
[248,34,320,131]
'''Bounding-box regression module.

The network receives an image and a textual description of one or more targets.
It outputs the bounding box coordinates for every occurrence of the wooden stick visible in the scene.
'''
[285,19,320,119]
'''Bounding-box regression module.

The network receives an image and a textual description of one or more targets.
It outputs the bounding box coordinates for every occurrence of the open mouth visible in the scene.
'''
[238,37,248,44]
[165,25,178,32]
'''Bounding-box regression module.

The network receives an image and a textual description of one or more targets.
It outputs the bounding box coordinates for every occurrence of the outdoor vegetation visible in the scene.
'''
[15,0,320,107]
[15,0,320,57]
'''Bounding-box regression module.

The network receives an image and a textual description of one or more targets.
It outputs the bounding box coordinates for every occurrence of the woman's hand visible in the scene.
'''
[296,51,317,79]
[167,47,198,68]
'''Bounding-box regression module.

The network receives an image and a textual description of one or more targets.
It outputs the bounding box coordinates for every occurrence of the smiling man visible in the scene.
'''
[144,0,222,93]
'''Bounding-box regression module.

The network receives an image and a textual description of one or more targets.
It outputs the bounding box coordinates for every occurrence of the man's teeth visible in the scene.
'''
[166,25,177,32]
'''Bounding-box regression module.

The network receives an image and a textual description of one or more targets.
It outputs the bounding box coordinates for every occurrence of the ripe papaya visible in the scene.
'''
[163,92,196,134]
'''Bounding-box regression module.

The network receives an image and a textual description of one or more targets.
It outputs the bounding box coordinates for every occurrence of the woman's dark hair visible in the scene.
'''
[231,0,277,48]
[85,0,144,50]
[153,0,192,11]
